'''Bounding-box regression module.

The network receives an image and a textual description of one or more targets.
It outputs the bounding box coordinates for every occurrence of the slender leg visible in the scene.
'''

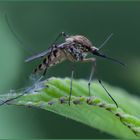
[43,68,47,76]
[0,86,31,106]
[50,32,69,52]
[69,65,74,105]
[0,94,24,106]
[82,58,118,107]
[49,32,69,53]
[98,80,118,107]
[82,58,96,96]
[53,32,69,44]
[48,32,69,61]
[88,62,96,96]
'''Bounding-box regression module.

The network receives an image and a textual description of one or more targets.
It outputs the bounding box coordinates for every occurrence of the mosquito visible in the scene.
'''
[3,14,126,107]
[24,32,126,107]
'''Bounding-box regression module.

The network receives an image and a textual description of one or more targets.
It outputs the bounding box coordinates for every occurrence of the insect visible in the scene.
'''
[24,32,125,107]
[2,14,126,107]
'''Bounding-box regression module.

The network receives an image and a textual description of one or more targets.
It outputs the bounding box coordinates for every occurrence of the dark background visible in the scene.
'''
[0,1,139,138]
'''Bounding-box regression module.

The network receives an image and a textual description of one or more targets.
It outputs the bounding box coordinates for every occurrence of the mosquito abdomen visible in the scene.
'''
[33,49,66,74]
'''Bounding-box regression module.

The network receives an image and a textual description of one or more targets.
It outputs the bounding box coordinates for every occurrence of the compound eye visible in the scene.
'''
[92,46,99,51]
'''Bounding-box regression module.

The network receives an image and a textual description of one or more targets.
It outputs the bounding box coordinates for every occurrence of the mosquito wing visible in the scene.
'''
[25,49,51,62]
[25,42,72,62]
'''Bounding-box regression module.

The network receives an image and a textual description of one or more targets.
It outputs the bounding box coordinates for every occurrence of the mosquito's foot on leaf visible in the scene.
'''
[115,112,122,117]
[48,100,55,105]
[87,97,94,105]
[59,97,66,104]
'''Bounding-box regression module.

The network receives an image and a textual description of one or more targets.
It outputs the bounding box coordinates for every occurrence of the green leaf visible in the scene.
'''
[1,77,140,138]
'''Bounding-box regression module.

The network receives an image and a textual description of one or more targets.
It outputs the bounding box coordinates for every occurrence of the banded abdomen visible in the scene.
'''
[34,48,67,74]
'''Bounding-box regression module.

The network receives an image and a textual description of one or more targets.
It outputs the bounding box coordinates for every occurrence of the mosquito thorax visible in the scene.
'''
[66,35,93,48]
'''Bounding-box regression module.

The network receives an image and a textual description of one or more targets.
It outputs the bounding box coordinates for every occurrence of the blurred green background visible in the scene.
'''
[0,1,140,139]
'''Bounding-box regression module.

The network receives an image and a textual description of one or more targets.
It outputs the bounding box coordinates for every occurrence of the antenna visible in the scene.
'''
[98,33,114,51]
[98,79,118,108]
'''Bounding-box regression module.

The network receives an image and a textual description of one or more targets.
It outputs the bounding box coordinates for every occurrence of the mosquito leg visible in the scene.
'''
[82,58,96,97]
[48,32,69,63]
[53,32,69,44]
[98,79,118,108]
[88,61,96,96]
[0,86,31,106]
[49,32,69,58]
[43,67,48,76]
[69,65,74,105]
[0,93,25,106]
